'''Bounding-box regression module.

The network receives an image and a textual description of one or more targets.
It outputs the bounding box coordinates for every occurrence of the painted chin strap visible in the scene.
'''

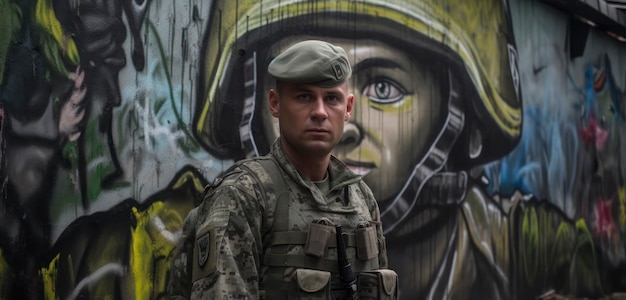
[240,52,262,158]
[380,69,466,235]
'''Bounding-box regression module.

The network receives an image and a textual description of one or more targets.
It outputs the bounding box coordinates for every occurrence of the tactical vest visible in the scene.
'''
[239,158,398,300]
[172,157,398,299]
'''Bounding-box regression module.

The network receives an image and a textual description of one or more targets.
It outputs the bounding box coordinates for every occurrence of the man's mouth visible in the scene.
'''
[305,128,330,138]
[307,128,329,133]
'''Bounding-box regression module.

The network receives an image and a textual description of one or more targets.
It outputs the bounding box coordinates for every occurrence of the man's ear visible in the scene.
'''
[269,89,280,117]
[345,94,354,121]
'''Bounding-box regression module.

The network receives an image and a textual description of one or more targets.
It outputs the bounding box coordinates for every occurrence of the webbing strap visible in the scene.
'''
[257,158,290,233]
[256,158,292,294]
[263,253,339,272]
[263,251,372,273]
[268,231,357,248]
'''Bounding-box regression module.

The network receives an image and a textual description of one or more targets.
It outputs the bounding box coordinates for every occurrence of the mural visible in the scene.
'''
[0,0,625,299]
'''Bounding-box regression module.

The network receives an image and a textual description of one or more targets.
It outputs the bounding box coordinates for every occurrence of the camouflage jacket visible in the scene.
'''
[169,140,391,299]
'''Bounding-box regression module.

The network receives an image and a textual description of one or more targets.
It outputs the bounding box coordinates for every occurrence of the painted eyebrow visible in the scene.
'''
[352,57,405,73]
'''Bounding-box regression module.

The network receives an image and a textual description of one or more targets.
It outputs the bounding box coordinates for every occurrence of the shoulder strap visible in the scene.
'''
[256,158,290,232]
[235,158,290,233]
[254,158,295,298]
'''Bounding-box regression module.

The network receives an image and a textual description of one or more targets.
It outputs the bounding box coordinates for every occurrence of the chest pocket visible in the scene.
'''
[357,269,399,300]
[290,269,332,299]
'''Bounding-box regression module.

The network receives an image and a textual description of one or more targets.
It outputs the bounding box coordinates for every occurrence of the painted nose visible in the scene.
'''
[338,122,362,147]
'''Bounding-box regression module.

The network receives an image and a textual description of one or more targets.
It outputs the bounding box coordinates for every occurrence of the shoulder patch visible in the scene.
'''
[197,231,211,267]
[192,225,217,281]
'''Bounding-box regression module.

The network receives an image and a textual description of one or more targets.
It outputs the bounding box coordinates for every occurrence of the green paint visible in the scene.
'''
[521,206,539,284]
[0,0,22,85]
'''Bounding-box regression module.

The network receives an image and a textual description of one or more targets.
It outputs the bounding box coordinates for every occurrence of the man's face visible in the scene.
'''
[264,38,443,201]
[269,81,354,159]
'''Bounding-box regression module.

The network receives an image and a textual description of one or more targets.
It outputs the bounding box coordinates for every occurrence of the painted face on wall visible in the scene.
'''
[264,38,445,202]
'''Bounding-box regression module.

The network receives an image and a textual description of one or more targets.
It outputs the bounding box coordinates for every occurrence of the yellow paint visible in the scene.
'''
[172,170,207,192]
[129,201,186,299]
[575,219,593,246]
[39,254,60,300]
[618,187,626,226]
[554,221,574,266]
[35,0,80,66]
[0,247,11,300]
[130,205,156,300]
[521,207,539,283]
[367,94,414,113]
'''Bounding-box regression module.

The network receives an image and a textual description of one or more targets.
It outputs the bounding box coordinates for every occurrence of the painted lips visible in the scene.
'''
[343,159,376,176]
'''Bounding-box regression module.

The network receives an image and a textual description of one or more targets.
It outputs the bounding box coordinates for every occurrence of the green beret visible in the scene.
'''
[268,40,352,87]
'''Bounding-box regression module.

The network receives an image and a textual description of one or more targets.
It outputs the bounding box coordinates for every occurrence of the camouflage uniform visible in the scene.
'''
[169,140,393,299]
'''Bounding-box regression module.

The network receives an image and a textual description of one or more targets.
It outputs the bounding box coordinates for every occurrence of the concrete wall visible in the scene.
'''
[0,0,624,298]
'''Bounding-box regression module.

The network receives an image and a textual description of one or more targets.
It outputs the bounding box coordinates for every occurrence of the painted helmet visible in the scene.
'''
[194,0,522,167]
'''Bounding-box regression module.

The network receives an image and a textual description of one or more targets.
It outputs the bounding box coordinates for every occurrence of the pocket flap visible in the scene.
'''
[295,269,331,293]
[377,269,398,295]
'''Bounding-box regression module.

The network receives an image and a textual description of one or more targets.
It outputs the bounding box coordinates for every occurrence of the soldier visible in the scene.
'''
[169,40,397,299]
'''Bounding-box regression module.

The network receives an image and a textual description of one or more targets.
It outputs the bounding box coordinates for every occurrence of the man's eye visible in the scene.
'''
[326,96,339,103]
[296,94,311,101]
[362,78,406,104]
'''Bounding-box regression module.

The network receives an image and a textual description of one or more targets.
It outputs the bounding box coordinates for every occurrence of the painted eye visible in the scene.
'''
[362,78,406,104]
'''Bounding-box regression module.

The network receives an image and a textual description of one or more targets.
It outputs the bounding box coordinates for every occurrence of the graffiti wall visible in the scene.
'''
[0,0,625,299]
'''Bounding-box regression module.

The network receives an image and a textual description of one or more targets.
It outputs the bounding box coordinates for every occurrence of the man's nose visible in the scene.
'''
[311,98,328,120]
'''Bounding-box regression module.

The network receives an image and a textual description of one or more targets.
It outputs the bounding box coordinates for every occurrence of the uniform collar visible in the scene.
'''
[269,138,361,195]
